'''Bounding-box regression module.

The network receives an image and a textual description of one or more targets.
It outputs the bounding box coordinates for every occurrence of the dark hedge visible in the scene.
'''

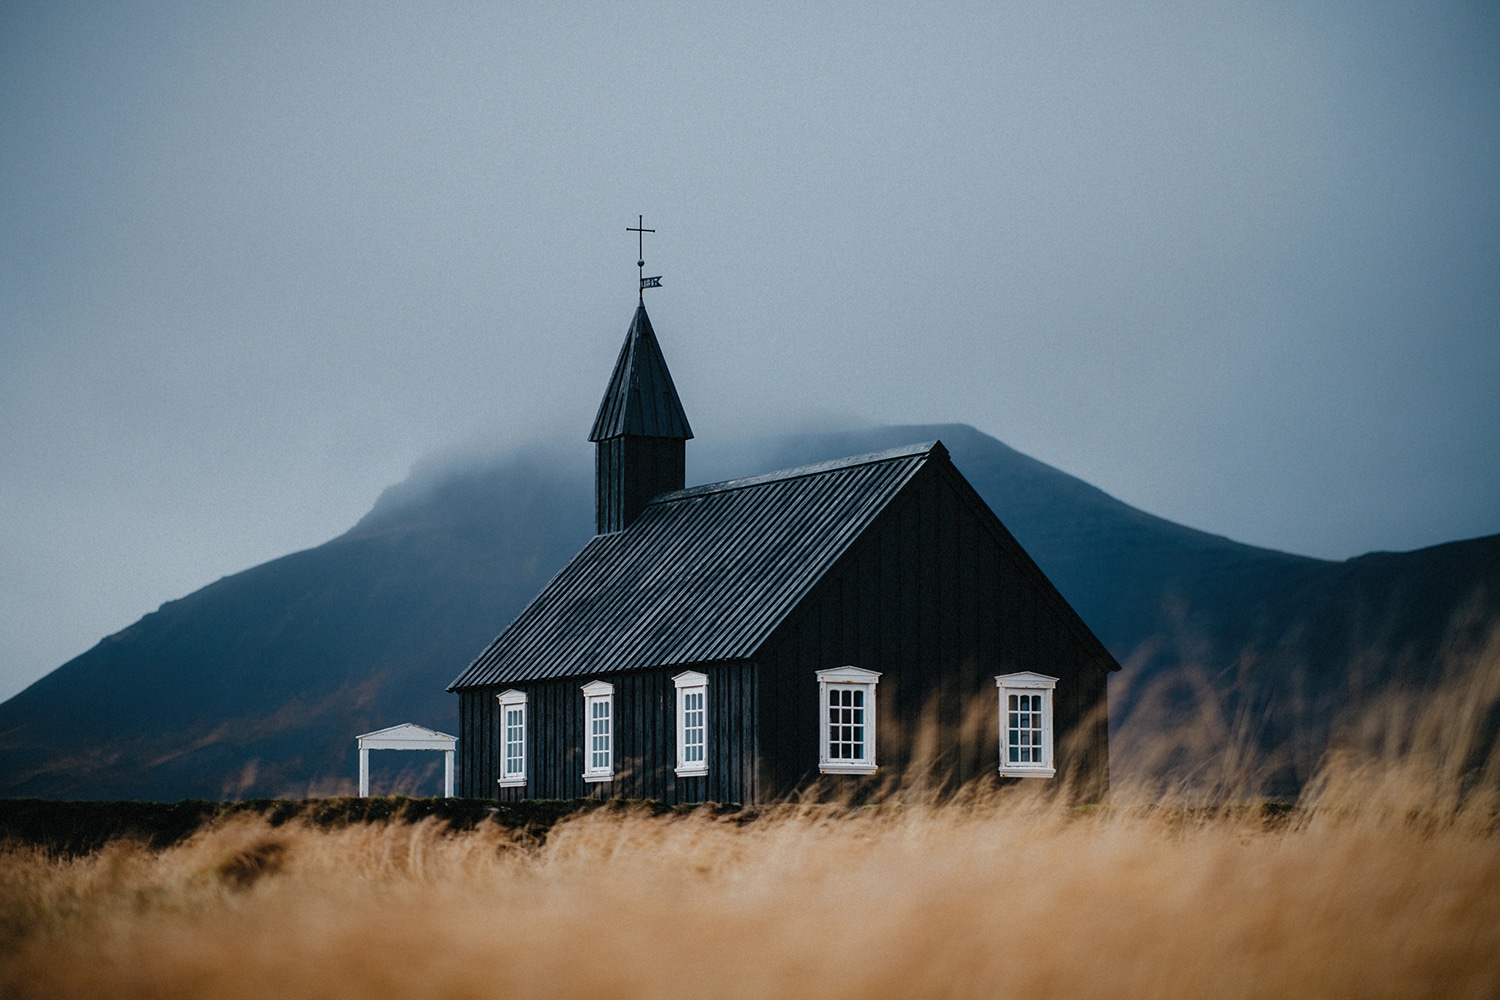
[0,797,751,857]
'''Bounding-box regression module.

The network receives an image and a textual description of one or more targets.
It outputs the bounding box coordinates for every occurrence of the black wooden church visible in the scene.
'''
[449,300,1118,803]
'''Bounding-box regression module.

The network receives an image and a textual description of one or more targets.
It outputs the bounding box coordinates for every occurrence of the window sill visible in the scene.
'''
[820,762,877,775]
[582,772,614,783]
[497,777,525,788]
[998,766,1056,778]
[675,765,708,778]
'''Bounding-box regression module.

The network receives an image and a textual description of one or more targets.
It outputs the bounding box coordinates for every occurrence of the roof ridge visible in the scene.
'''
[656,440,944,503]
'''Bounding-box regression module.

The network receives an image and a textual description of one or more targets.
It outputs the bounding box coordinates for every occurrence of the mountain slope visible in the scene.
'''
[0,452,593,800]
[1,425,1494,799]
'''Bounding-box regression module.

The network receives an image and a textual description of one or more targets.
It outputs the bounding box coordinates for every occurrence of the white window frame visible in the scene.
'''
[673,670,709,777]
[817,666,881,774]
[996,672,1058,778]
[581,679,615,782]
[496,689,527,788]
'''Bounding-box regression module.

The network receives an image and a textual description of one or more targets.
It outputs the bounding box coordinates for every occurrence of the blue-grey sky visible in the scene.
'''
[3,2,1498,702]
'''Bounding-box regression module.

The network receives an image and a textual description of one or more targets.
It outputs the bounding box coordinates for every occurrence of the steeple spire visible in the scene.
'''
[589,303,693,443]
[589,300,692,534]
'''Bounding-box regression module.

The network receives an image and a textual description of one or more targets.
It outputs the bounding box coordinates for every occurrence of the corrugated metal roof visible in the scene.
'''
[449,441,939,689]
[588,304,693,442]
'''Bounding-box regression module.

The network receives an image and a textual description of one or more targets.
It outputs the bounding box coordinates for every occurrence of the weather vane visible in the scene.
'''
[627,214,662,301]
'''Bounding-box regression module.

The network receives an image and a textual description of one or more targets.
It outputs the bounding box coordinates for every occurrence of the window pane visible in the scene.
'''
[586,695,611,772]
[503,705,525,778]
[1001,686,1048,769]
[826,683,874,764]
[681,686,706,769]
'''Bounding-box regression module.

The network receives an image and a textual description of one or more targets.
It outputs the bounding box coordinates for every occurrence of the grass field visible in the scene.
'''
[2,632,1497,999]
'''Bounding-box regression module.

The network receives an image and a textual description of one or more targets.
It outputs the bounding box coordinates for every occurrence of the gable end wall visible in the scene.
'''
[755,454,1110,800]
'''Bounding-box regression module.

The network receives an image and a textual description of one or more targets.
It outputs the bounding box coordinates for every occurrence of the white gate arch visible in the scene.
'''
[355,723,458,798]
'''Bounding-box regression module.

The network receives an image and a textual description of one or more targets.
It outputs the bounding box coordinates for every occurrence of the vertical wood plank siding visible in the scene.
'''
[476,662,758,804]
[595,436,686,534]
[458,689,496,797]
[755,460,1112,800]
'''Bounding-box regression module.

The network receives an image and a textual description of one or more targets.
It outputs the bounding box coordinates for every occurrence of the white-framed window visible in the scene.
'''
[496,689,527,788]
[582,679,614,782]
[996,672,1058,777]
[817,666,881,774]
[674,670,709,777]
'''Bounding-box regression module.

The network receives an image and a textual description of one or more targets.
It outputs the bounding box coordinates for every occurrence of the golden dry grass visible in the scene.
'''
[3,630,1499,999]
[2,792,1497,1000]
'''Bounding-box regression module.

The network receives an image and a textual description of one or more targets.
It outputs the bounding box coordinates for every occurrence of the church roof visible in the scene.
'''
[588,303,693,442]
[449,441,938,690]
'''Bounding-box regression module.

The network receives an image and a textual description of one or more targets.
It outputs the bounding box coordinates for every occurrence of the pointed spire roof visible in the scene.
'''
[589,303,694,442]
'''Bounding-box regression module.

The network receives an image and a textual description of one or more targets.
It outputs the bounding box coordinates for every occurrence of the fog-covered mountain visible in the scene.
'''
[2,424,1495,800]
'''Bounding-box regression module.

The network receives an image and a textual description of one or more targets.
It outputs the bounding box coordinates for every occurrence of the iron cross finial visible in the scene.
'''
[627,215,661,301]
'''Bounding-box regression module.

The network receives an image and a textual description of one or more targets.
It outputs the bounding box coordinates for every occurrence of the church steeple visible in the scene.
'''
[589,302,693,533]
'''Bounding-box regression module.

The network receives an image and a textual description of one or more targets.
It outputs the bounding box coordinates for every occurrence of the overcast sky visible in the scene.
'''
[3,2,1498,702]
